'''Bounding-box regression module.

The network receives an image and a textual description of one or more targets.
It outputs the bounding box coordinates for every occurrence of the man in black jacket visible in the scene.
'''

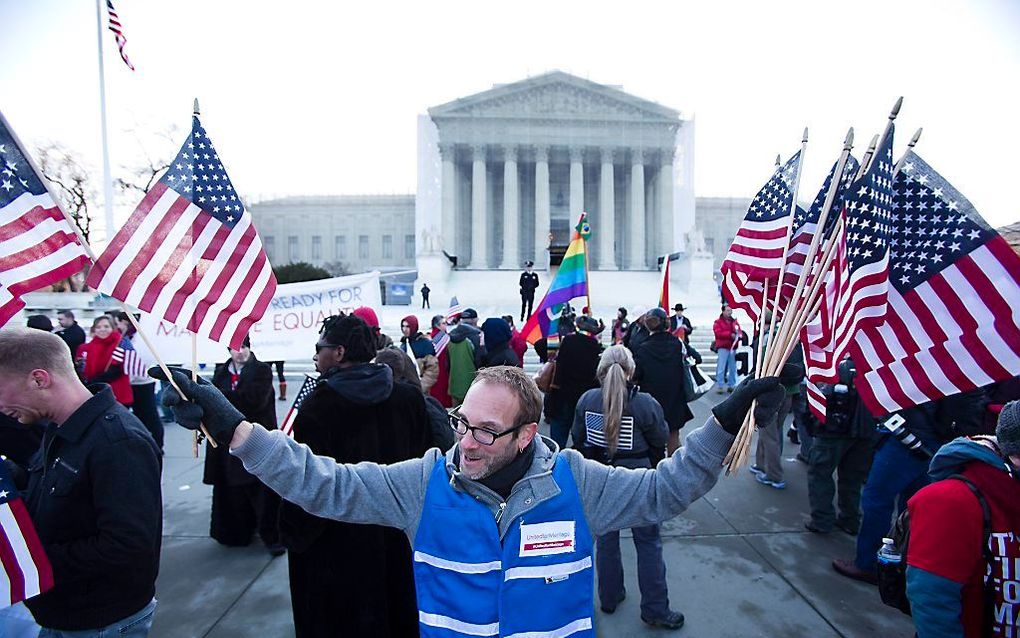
[54,310,85,356]
[0,328,161,636]
[280,314,432,637]
[544,316,602,448]
[206,337,282,553]
[632,308,694,454]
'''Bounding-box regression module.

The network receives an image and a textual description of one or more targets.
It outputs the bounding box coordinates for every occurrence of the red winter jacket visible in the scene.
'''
[712,315,741,350]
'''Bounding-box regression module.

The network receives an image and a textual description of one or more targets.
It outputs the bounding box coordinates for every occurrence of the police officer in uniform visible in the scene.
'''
[519,261,539,322]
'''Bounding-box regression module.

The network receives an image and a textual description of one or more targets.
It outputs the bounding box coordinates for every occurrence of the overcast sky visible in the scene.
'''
[2,0,1018,240]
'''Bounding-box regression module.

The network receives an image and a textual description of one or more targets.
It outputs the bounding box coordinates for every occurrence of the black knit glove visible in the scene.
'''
[712,377,784,436]
[148,366,244,445]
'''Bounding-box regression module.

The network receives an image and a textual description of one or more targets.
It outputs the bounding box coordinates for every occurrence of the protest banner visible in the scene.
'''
[139,271,381,365]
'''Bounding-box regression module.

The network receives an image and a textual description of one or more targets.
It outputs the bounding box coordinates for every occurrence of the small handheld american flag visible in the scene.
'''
[86,113,277,349]
[0,461,54,609]
[280,376,320,438]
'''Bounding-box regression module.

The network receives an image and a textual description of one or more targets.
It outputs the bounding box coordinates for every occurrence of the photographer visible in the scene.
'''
[804,357,877,535]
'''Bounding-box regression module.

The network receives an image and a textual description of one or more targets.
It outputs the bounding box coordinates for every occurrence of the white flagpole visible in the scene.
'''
[95,0,115,245]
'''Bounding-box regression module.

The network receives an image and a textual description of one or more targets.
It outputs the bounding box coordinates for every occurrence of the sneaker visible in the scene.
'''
[787,426,800,445]
[600,590,625,614]
[266,544,286,557]
[836,521,859,537]
[795,453,809,464]
[642,610,685,630]
[804,521,830,534]
[754,473,786,489]
[716,387,726,394]
[748,465,766,478]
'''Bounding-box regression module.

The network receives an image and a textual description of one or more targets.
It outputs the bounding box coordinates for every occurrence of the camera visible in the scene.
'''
[879,414,934,458]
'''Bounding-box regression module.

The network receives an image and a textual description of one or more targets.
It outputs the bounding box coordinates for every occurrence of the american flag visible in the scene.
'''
[445,296,464,322]
[849,151,1020,416]
[106,0,135,71]
[0,116,91,327]
[721,151,802,322]
[803,126,896,418]
[431,330,450,357]
[0,461,53,609]
[280,375,320,438]
[781,155,859,300]
[583,411,635,451]
[86,115,277,349]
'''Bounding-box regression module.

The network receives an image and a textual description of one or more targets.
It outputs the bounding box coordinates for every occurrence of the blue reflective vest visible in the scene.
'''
[413,456,596,637]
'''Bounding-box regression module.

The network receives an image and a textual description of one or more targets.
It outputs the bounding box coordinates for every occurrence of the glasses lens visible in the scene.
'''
[448,413,468,435]
[472,428,496,445]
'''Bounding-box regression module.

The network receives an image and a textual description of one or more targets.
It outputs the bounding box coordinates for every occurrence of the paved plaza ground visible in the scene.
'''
[150,374,917,638]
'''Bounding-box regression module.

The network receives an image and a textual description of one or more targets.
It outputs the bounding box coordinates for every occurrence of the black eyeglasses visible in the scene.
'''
[315,342,340,354]
[448,405,524,446]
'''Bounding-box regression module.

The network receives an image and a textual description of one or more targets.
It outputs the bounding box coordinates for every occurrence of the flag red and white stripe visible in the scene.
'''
[106,0,135,71]
[852,235,1020,415]
[0,116,92,328]
[0,465,54,609]
[86,117,276,349]
[280,376,318,438]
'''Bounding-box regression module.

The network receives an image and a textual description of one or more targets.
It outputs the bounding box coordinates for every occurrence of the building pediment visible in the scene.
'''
[429,71,680,123]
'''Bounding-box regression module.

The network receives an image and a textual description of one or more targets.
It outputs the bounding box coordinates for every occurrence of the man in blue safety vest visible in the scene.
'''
[154,345,791,636]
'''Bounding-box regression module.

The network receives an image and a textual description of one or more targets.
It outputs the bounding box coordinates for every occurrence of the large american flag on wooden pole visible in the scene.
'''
[850,150,1020,416]
[0,114,92,327]
[802,125,896,419]
[86,113,276,349]
[721,151,802,323]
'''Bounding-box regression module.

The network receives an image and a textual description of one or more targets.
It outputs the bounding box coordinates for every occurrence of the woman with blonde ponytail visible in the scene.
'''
[570,345,685,630]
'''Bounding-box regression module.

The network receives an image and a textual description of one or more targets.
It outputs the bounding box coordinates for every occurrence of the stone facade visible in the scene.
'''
[694,196,753,268]
[251,195,415,273]
[419,71,695,271]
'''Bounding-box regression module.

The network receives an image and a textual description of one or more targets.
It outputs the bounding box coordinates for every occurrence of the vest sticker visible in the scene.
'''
[519,521,576,557]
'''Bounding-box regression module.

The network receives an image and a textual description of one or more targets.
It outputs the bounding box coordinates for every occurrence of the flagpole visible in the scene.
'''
[893,128,923,177]
[95,0,115,246]
[763,128,855,377]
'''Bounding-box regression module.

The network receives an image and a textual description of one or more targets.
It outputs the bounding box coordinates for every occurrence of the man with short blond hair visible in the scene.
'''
[0,328,161,637]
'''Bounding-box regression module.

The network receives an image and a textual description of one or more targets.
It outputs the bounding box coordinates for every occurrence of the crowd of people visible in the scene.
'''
[0,298,1018,637]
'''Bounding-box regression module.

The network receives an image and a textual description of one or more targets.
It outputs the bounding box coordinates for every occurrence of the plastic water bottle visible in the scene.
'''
[876,538,901,566]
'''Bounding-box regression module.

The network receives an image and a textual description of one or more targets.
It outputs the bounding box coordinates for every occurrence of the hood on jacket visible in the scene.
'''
[352,306,380,328]
[928,436,1012,482]
[449,322,480,343]
[481,317,512,349]
[637,331,685,361]
[322,362,393,405]
[402,315,419,335]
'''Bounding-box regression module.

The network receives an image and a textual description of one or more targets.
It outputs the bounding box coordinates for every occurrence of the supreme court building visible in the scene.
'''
[415,71,695,270]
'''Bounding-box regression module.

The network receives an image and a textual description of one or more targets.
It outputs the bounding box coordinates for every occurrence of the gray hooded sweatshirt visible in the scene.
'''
[230,415,734,541]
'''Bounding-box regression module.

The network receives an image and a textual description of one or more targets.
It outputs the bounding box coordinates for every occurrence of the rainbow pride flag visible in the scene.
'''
[522,213,590,345]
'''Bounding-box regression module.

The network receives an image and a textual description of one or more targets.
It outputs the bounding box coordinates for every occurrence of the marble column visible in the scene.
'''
[569,146,584,221]
[628,149,646,270]
[439,143,456,257]
[598,147,616,270]
[470,144,487,268]
[659,147,675,258]
[500,145,519,269]
[534,146,550,268]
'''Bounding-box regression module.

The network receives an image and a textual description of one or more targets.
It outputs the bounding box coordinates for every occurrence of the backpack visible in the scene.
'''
[446,339,476,401]
[878,474,995,626]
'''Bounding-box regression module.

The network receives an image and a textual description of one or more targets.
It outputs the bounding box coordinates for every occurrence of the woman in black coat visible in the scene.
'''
[632,308,695,454]
[205,338,281,552]
[544,316,603,449]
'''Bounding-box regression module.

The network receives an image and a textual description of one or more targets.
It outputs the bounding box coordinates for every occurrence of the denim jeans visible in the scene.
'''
[39,599,156,638]
[715,348,737,389]
[547,403,573,449]
[791,390,813,458]
[854,437,933,571]
[597,525,671,619]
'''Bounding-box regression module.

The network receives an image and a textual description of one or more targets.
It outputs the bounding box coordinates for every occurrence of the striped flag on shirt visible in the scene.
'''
[86,115,277,349]
[0,461,54,609]
[0,116,91,328]
[850,150,1020,416]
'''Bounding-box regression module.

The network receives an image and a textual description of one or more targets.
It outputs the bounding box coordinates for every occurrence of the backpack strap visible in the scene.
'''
[946,474,995,638]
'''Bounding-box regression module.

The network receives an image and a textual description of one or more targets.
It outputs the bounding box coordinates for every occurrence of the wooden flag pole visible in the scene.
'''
[763,128,855,377]
[0,107,217,451]
[724,277,770,470]
[893,128,923,176]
